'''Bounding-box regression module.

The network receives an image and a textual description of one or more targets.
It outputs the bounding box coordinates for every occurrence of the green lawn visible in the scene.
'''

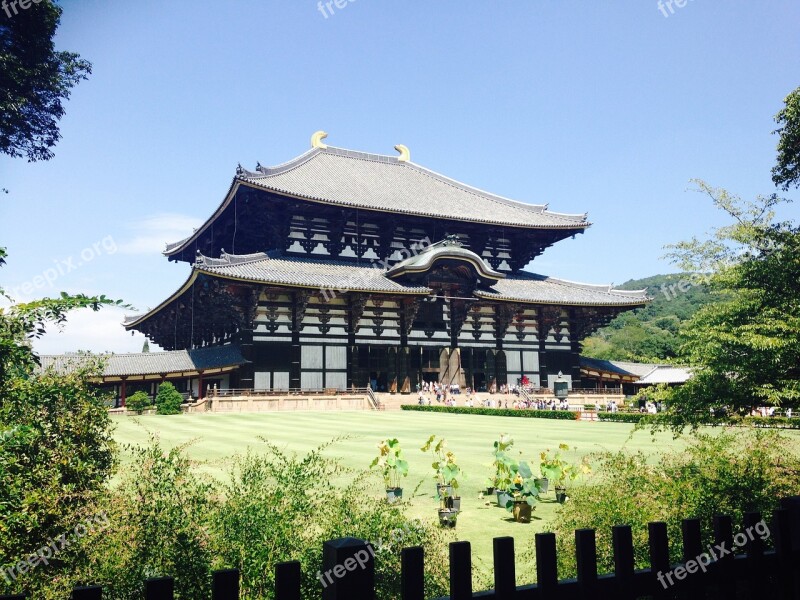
[112,410,688,580]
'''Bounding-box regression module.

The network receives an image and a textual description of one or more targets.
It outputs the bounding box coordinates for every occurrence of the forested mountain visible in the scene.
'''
[581,274,713,362]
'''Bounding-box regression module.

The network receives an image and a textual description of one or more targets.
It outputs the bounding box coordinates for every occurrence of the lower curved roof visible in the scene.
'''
[123,251,648,329]
[39,345,248,378]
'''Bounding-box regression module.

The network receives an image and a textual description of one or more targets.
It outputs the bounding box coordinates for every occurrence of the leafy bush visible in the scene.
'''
[155,382,183,415]
[401,405,575,420]
[597,412,650,423]
[81,438,215,600]
[0,367,116,598]
[125,391,151,414]
[548,429,800,578]
[212,439,451,599]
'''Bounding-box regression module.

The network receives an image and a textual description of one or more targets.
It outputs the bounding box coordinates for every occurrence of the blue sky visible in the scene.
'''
[1,0,798,353]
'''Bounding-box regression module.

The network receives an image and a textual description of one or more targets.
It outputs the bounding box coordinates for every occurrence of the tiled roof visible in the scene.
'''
[236,147,589,229]
[475,272,649,307]
[196,252,432,294]
[38,345,248,378]
[124,252,648,328]
[634,365,693,385]
[580,357,661,378]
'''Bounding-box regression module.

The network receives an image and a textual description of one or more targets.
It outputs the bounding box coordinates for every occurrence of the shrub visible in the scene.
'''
[401,405,575,420]
[548,429,800,578]
[126,391,151,414]
[155,382,183,415]
[0,368,116,598]
[80,439,215,600]
[211,439,451,599]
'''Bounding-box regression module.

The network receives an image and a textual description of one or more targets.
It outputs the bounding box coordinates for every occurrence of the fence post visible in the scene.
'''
[535,532,558,600]
[321,537,375,600]
[648,521,670,597]
[575,529,598,599]
[493,536,515,599]
[449,541,472,600]
[145,577,174,600]
[744,511,766,595]
[72,586,102,600]
[713,514,736,599]
[401,546,425,600]
[780,496,800,600]
[275,561,301,600]
[780,496,800,553]
[680,518,703,599]
[212,569,239,600]
[612,525,635,600]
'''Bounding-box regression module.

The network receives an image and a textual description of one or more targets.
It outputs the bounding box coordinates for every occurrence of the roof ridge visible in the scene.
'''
[402,161,587,223]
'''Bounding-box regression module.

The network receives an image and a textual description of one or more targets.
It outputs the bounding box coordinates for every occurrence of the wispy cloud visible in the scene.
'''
[31,307,162,355]
[115,213,202,256]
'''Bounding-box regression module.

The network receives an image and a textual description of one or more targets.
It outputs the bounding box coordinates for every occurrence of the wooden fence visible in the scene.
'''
[3,496,799,599]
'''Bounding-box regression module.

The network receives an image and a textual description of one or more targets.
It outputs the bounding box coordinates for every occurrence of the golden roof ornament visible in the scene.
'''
[311,130,328,149]
[394,144,410,162]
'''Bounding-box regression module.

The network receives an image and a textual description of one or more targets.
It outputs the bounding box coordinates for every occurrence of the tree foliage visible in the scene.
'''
[550,429,800,577]
[155,382,183,415]
[0,248,123,596]
[0,0,91,162]
[773,85,800,191]
[654,181,800,430]
[582,273,712,362]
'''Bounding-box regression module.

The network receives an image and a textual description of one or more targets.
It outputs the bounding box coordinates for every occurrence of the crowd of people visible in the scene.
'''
[416,380,572,411]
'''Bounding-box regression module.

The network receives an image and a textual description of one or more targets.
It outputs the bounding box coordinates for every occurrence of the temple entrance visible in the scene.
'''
[473,373,486,392]
[369,371,388,392]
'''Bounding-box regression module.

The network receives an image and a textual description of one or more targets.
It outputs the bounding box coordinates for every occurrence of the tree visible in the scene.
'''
[126,390,152,414]
[0,248,125,595]
[656,181,800,430]
[155,381,183,415]
[773,85,800,191]
[0,0,91,162]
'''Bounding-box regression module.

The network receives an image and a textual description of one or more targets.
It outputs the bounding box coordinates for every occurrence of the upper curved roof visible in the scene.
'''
[386,236,505,285]
[165,142,589,257]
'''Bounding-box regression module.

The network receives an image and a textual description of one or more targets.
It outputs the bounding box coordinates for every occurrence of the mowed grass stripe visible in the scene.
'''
[113,411,800,582]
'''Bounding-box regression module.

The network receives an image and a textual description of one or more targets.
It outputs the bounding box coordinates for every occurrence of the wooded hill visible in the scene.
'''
[581,273,713,362]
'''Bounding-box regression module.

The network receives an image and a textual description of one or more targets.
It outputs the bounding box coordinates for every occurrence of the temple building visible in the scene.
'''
[123,132,648,397]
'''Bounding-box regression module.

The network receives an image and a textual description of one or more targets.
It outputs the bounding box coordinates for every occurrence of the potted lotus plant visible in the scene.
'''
[489,433,517,508]
[540,444,591,503]
[504,460,540,523]
[370,438,409,503]
[421,435,463,524]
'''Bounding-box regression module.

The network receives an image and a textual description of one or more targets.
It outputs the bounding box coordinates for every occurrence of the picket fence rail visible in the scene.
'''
[2,496,799,599]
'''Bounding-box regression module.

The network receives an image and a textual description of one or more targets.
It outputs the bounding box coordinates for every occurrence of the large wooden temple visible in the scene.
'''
[124,132,648,395]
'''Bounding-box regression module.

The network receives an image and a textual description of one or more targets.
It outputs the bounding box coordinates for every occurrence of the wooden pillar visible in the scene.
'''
[120,377,127,408]
[198,370,205,400]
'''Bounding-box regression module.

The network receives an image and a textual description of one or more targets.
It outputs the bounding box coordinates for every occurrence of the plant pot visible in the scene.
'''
[450,496,461,511]
[386,487,403,503]
[436,483,453,498]
[438,508,458,528]
[485,486,495,495]
[512,500,532,523]
[535,477,549,494]
[555,486,567,504]
[495,489,512,508]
